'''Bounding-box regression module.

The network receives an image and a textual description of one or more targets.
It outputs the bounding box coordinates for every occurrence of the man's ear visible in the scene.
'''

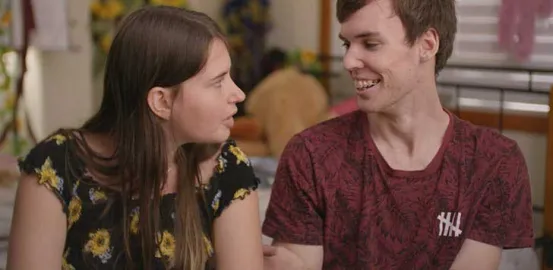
[147,86,173,120]
[419,28,439,63]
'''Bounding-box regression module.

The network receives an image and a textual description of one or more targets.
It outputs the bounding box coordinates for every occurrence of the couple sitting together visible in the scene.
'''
[7,0,533,269]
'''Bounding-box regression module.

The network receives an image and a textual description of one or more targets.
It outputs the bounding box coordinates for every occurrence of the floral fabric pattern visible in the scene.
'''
[18,130,259,269]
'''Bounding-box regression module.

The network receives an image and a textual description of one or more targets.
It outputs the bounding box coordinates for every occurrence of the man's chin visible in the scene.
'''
[356,99,382,114]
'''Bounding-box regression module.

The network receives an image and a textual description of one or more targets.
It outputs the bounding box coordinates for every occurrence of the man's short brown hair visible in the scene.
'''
[336,0,457,74]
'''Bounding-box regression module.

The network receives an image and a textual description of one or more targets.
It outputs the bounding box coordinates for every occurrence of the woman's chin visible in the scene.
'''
[205,129,231,144]
[179,129,230,145]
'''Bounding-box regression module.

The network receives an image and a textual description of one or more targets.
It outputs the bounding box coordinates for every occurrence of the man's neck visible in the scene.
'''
[367,87,450,170]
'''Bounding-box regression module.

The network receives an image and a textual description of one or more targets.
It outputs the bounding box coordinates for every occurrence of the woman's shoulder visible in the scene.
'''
[208,139,260,217]
[217,139,252,170]
[18,129,75,172]
[17,129,83,212]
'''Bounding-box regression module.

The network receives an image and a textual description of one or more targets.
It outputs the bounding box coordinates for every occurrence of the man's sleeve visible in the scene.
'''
[262,135,323,245]
[467,143,534,248]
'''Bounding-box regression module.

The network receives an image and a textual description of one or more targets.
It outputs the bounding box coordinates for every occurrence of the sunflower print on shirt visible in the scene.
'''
[35,157,64,194]
[155,230,176,261]
[84,229,114,263]
[228,144,251,166]
[17,132,259,269]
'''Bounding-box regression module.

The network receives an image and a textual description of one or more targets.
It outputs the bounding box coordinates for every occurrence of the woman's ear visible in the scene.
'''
[147,86,174,120]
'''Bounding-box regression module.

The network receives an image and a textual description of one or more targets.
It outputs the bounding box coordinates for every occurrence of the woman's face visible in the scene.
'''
[151,38,245,145]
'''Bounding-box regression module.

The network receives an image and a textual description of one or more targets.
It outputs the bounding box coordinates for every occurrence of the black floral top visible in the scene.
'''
[17,131,260,269]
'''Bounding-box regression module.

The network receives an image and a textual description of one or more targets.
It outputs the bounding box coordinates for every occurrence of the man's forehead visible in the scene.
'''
[341,0,394,21]
[339,0,397,36]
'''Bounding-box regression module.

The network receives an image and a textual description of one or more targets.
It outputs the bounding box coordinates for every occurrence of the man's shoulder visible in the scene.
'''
[453,116,520,164]
[298,110,363,142]
[296,110,363,152]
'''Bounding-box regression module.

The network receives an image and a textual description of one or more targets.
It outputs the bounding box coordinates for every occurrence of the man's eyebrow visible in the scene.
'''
[339,31,380,41]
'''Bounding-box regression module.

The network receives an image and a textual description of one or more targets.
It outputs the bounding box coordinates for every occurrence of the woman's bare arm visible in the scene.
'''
[213,191,264,270]
[7,173,66,270]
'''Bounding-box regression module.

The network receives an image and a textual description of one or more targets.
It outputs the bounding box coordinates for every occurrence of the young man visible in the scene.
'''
[261,0,534,269]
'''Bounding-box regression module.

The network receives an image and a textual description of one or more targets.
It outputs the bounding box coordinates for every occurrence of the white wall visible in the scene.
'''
[24,1,94,139]
[265,0,320,51]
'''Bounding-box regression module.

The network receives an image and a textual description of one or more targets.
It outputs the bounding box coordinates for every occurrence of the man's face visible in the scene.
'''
[339,0,425,113]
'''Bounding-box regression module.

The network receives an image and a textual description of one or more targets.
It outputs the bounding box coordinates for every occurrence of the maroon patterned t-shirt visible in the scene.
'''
[262,110,534,269]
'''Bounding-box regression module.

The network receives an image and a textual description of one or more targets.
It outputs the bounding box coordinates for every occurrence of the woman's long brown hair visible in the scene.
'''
[68,6,226,270]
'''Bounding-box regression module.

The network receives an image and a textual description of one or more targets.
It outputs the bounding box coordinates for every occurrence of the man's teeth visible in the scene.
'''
[355,79,380,89]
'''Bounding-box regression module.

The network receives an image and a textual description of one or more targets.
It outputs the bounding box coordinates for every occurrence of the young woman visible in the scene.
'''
[7,6,263,270]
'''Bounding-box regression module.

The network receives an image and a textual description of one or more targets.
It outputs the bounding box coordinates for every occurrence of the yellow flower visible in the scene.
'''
[204,234,214,256]
[36,157,63,193]
[90,0,124,20]
[216,156,227,173]
[47,134,67,145]
[1,11,11,26]
[14,118,22,132]
[233,188,250,200]
[130,207,139,234]
[150,0,186,7]
[211,190,221,212]
[248,1,265,23]
[229,14,242,28]
[156,231,175,260]
[89,188,107,204]
[4,92,15,111]
[300,51,317,66]
[84,229,112,261]
[228,145,249,165]
[72,180,80,196]
[62,248,75,270]
[99,34,113,53]
[67,196,82,229]
[227,35,244,48]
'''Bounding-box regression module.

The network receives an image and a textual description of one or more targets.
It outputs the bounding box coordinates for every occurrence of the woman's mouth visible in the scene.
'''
[223,116,234,128]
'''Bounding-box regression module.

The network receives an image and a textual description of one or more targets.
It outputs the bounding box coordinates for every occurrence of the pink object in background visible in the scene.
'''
[329,97,358,116]
[498,0,546,62]
[516,0,540,61]
[498,0,518,50]
[538,0,553,17]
